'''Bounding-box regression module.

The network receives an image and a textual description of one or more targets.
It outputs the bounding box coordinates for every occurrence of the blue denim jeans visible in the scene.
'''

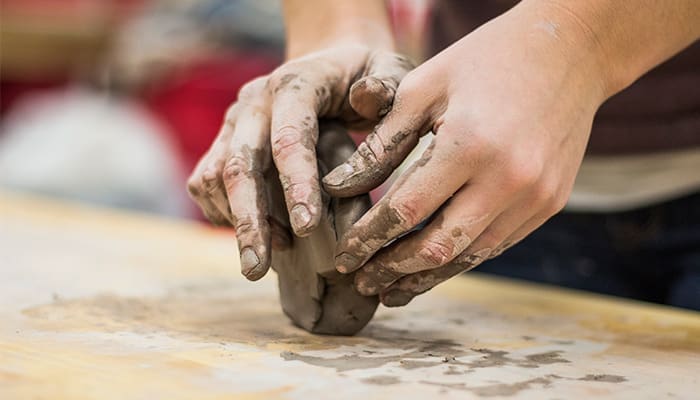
[474,191,700,311]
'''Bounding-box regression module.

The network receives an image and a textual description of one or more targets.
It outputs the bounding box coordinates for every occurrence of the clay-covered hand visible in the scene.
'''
[324,4,611,306]
[186,44,413,280]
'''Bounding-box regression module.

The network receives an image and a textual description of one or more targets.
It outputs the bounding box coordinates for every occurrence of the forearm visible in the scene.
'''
[283,0,394,58]
[518,0,700,98]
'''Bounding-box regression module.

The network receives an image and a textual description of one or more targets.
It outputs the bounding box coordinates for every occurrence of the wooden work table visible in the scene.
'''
[1,192,698,399]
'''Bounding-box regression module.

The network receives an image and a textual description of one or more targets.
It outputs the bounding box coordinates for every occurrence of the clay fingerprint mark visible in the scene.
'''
[360,375,401,385]
[281,338,465,372]
[420,373,628,397]
[281,336,626,396]
[578,374,627,383]
[421,376,555,397]
[281,344,571,373]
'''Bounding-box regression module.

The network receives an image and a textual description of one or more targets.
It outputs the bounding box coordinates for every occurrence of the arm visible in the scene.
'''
[325,0,700,306]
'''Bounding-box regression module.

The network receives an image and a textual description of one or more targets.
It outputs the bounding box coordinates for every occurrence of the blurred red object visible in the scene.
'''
[143,53,279,174]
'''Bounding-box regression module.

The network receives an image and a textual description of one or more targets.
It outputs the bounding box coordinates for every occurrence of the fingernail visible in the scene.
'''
[240,247,261,278]
[323,163,354,187]
[335,252,360,274]
[381,290,413,307]
[290,204,312,231]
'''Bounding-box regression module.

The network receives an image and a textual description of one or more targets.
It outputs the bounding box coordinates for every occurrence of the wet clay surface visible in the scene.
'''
[3,192,700,399]
[15,284,634,399]
[17,283,630,397]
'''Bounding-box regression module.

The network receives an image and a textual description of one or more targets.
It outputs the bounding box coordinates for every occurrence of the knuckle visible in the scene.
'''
[548,193,568,215]
[419,235,456,266]
[272,126,305,157]
[280,178,316,201]
[392,200,423,228]
[502,160,543,192]
[356,139,380,165]
[222,155,252,183]
[200,166,221,193]
[530,178,564,214]
[232,213,263,235]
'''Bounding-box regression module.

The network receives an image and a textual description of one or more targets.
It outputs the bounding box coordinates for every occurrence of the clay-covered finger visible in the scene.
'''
[352,178,505,295]
[322,104,427,198]
[349,51,414,120]
[187,166,228,225]
[224,109,273,281]
[269,73,324,237]
[380,239,499,307]
[186,105,240,223]
[379,261,472,307]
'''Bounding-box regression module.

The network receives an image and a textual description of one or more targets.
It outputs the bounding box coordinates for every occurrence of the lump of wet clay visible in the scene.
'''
[266,122,378,335]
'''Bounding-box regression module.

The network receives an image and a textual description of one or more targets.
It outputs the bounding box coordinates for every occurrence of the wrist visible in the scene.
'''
[519,0,700,100]
[286,19,395,59]
[507,1,617,102]
[283,0,394,59]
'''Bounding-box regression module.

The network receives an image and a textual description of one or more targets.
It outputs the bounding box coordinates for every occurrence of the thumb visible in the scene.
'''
[349,51,414,121]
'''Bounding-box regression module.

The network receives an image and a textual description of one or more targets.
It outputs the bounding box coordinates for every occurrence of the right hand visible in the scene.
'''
[186,44,413,281]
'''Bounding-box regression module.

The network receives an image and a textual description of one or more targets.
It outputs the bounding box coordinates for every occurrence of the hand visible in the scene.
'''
[323,5,609,306]
[186,44,413,281]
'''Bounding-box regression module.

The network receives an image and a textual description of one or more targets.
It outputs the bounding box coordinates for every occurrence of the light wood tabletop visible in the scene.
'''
[1,191,698,400]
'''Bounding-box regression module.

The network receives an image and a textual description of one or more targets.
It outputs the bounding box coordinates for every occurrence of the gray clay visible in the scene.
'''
[266,122,378,335]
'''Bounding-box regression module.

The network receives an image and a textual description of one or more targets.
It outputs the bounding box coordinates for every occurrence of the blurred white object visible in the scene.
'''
[0,87,189,216]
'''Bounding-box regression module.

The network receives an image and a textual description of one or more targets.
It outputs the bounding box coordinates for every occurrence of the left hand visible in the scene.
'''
[322,3,611,306]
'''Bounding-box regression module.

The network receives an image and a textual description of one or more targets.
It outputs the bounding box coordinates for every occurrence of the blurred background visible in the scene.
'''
[0,0,431,219]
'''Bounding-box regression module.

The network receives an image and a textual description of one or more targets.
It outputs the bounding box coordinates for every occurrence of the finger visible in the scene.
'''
[224,108,273,281]
[349,52,414,120]
[378,242,493,307]
[353,181,503,296]
[187,169,227,224]
[334,137,469,274]
[269,73,323,237]
[186,106,240,224]
[452,204,537,270]
[379,260,473,307]
[192,195,229,226]
[199,159,233,221]
[322,94,429,198]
